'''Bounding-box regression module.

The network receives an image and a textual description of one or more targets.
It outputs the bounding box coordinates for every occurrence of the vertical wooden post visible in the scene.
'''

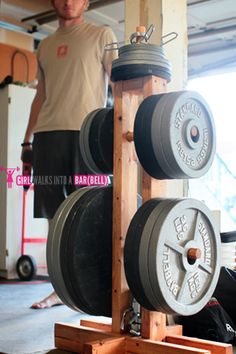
[141,76,169,341]
[125,0,188,200]
[125,0,188,340]
[112,80,139,332]
[112,76,168,334]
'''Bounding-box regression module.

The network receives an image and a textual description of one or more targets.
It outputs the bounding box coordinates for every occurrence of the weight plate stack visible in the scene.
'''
[79,108,114,174]
[79,109,102,173]
[60,187,113,316]
[124,198,221,316]
[47,187,113,316]
[47,188,91,310]
[111,43,172,82]
[124,198,160,310]
[47,187,142,316]
[152,91,216,179]
[134,91,216,179]
[134,94,170,179]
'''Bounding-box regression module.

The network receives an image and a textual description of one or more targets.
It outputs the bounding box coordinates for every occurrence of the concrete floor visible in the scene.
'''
[0,279,236,354]
[0,280,87,354]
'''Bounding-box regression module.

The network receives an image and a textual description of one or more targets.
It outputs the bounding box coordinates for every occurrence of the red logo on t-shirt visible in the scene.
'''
[57,44,68,58]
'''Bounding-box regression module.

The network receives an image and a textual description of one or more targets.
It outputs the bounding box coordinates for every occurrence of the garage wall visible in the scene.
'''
[0,29,37,83]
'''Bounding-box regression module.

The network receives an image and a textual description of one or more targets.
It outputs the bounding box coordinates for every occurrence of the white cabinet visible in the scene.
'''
[0,84,48,279]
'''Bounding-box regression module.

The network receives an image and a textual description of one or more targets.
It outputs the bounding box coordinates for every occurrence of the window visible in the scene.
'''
[188,72,236,232]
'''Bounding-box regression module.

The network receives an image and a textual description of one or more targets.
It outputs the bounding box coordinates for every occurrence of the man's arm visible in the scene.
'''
[23,79,46,144]
[106,63,114,94]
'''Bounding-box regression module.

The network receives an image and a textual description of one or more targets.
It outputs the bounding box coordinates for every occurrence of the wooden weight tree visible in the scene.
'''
[54,72,233,354]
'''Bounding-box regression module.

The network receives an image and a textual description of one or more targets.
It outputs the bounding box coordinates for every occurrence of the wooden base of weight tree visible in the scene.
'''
[54,76,233,354]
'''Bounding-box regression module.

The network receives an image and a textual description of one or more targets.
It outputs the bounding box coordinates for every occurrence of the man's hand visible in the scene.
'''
[21,144,32,162]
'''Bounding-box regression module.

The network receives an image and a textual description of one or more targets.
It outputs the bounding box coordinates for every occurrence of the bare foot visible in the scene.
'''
[31,291,63,309]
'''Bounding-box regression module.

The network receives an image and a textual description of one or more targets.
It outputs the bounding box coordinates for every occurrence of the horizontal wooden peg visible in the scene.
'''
[136,26,146,33]
[187,248,201,261]
[126,131,134,142]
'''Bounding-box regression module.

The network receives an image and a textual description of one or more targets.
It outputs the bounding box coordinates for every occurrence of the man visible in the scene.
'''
[21,0,117,309]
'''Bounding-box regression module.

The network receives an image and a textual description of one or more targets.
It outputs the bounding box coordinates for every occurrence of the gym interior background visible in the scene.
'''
[0,0,236,353]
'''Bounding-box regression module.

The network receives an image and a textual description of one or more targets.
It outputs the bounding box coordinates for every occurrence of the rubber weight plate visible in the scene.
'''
[125,198,179,313]
[152,91,216,178]
[147,198,221,315]
[149,92,181,179]
[59,188,103,313]
[111,64,171,83]
[89,108,114,174]
[79,109,104,174]
[124,198,160,311]
[139,198,180,313]
[98,108,114,173]
[60,188,142,316]
[47,188,90,310]
[47,188,83,308]
[134,94,169,179]
[80,108,114,174]
[58,187,113,316]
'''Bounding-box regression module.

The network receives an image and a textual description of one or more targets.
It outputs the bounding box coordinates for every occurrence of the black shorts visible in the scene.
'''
[32,131,89,219]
